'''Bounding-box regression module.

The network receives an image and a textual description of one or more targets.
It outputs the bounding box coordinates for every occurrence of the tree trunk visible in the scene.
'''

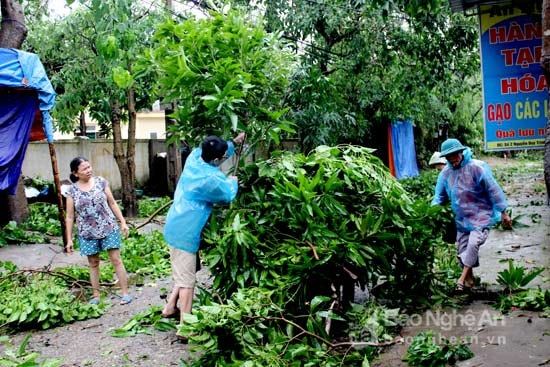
[0,0,27,48]
[0,0,30,226]
[0,176,28,225]
[124,85,138,217]
[541,0,550,206]
[164,101,182,194]
[110,98,138,218]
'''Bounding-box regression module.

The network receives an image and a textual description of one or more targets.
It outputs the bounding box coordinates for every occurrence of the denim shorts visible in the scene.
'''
[78,230,122,256]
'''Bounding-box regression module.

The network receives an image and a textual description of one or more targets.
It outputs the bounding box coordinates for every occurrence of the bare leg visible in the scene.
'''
[466,269,475,288]
[162,287,180,316]
[457,266,472,289]
[178,287,194,324]
[87,254,101,299]
[108,249,129,296]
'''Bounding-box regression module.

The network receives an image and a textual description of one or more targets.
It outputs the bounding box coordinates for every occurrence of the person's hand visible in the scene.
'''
[233,132,246,145]
[229,175,238,181]
[501,211,512,229]
[65,239,74,254]
[121,224,130,238]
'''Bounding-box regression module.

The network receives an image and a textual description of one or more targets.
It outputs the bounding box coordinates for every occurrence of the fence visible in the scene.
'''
[21,138,165,193]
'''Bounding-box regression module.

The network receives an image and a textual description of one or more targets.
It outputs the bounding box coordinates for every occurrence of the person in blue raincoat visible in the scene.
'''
[432,138,512,292]
[161,132,245,341]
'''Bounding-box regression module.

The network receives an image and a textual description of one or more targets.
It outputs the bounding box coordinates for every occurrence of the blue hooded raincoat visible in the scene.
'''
[164,141,238,253]
[431,148,507,233]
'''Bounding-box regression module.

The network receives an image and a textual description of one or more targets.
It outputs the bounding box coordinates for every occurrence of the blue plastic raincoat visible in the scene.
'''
[431,148,507,232]
[164,141,238,253]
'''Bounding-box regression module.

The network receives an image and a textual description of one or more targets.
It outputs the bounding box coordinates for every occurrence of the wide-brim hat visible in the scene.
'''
[440,138,467,157]
[428,152,447,166]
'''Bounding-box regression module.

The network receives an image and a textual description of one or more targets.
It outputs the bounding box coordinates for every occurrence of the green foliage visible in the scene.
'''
[495,288,550,314]
[0,221,47,247]
[403,331,474,367]
[55,265,113,284]
[120,230,171,279]
[146,9,296,150]
[493,210,529,230]
[429,243,463,307]
[26,203,63,237]
[0,202,66,247]
[0,262,108,331]
[138,196,172,217]
[0,335,63,367]
[26,0,164,133]
[178,287,380,366]
[346,303,405,343]
[233,0,481,156]
[204,145,442,312]
[111,305,177,337]
[400,170,440,200]
[496,260,544,292]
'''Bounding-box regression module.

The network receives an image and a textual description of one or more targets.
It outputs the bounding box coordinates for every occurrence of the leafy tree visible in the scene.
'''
[24,0,166,217]
[144,8,297,152]
[231,0,481,158]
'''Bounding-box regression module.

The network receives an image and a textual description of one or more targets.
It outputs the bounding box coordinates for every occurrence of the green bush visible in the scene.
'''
[204,145,444,313]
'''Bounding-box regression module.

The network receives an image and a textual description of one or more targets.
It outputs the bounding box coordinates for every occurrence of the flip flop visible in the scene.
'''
[455,282,472,293]
[175,335,188,344]
[161,307,181,320]
[120,295,133,305]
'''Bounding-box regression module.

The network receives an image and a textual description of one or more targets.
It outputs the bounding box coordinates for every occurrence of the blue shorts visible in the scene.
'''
[78,230,122,256]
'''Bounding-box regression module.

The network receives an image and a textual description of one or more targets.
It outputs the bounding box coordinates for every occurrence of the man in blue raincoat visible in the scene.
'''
[161,132,245,340]
[432,138,512,292]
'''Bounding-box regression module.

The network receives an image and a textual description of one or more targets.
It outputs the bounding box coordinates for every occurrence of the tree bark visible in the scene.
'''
[0,176,29,226]
[541,0,550,205]
[0,0,27,48]
[110,97,138,218]
[124,85,138,217]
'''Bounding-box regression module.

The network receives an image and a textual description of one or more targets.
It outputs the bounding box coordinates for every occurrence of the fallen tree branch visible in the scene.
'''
[133,199,173,230]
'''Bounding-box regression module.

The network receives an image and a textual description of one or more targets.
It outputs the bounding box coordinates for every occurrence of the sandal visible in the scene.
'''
[175,335,188,344]
[161,307,181,320]
[455,282,466,292]
[120,295,133,305]
[89,297,100,305]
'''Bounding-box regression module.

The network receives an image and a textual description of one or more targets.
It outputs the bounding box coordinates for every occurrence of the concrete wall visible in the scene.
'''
[21,138,159,192]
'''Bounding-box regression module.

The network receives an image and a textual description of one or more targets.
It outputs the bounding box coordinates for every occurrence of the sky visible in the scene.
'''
[47,0,76,18]
[46,0,207,19]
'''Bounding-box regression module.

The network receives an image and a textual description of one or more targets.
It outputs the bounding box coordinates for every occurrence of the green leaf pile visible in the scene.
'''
[205,145,443,312]
[0,262,108,331]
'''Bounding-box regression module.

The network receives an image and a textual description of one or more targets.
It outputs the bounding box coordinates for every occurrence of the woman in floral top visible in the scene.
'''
[65,156,133,305]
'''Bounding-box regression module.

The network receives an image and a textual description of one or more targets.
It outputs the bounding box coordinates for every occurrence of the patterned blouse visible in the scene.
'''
[67,176,117,239]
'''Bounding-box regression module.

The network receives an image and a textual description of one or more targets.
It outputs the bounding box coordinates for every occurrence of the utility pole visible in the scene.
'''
[164,0,181,194]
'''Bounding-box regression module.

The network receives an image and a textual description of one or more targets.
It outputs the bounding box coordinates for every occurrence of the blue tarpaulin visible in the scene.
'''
[0,48,56,194]
[388,121,419,179]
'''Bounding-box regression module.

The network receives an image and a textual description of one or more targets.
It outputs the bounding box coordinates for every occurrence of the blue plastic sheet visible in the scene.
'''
[0,91,37,194]
[390,121,419,179]
[0,48,56,142]
[0,48,56,194]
